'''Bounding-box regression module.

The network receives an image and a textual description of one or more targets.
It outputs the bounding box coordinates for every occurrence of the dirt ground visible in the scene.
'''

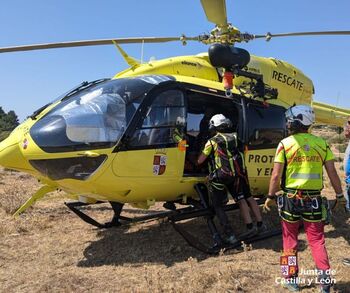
[0,167,349,293]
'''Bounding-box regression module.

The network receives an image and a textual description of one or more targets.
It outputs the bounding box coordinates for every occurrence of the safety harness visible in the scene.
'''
[277,190,329,223]
[277,134,332,223]
[206,132,247,192]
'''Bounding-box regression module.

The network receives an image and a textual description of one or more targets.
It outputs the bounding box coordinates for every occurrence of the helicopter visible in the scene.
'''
[1,0,350,253]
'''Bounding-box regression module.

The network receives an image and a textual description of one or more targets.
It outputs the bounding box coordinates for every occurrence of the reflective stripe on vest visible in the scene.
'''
[290,173,321,180]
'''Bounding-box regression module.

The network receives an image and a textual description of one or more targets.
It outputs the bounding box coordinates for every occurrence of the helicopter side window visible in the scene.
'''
[246,103,286,148]
[129,90,186,147]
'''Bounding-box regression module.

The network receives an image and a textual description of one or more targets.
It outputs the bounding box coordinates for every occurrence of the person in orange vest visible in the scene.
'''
[264,105,346,293]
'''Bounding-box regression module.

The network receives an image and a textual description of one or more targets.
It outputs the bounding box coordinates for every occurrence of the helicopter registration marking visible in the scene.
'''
[153,154,167,175]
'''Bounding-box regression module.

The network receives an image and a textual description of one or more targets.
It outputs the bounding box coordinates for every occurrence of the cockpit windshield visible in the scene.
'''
[30,77,155,152]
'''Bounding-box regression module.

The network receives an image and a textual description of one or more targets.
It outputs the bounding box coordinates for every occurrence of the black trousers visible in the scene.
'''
[208,177,251,235]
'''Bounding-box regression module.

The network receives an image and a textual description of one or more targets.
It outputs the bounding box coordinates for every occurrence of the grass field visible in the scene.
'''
[0,128,349,292]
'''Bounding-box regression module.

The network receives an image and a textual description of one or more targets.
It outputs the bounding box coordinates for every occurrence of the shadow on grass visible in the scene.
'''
[299,280,350,292]
[76,201,346,268]
[77,208,286,268]
[77,218,211,268]
[324,200,350,245]
[333,280,350,293]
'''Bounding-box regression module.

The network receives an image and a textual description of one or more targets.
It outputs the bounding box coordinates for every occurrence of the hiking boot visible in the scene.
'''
[343,258,350,266]
[239,226,258,240]
[319,286,331,293]
[163,202,176,210]
[256,223,268,234]
[224,234,239,246]
[317,270,331,293]
[282,282,299,292]
[212,233,223,248]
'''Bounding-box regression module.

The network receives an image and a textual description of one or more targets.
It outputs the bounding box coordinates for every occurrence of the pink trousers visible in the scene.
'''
[282,220,330,271]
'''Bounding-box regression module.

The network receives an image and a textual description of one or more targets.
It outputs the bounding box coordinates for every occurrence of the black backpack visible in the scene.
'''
[208,133,247,185]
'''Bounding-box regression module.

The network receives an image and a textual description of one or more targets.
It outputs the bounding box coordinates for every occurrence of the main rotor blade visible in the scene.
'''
[254,30,350,41]
[200,0,227,26]
[0,36,198,53]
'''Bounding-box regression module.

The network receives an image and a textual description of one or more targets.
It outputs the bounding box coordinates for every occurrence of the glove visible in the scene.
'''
[332,194,347,211]
[263,196,276,213]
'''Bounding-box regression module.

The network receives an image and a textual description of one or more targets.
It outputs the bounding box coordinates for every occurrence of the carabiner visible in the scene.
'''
[277,196,284,209]
[312,197,319,209]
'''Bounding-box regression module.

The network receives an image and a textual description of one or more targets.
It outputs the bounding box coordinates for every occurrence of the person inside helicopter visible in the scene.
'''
[185,100,238,175]
[104,102,126,142]
[141,90,186,145]
[196,108,217,148]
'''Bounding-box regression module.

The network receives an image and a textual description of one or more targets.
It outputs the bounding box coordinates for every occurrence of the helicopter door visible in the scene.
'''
[184,91,242,176]
[244,102,286,195]
[112,88,186,178]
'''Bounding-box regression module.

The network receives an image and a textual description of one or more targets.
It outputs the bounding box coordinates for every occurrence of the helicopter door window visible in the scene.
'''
[251,128,285,145]
[129,90,186,147]
[246,103,286,148]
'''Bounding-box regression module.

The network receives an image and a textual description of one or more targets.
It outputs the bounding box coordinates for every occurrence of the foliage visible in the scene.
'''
[0,107,19,141]
[328,133,347,144]
[337,143,348,153]
[0,131,11,142]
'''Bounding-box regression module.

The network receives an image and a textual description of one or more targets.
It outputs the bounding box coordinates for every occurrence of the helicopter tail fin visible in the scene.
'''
[313,101,350,127]
[112,41,140,68]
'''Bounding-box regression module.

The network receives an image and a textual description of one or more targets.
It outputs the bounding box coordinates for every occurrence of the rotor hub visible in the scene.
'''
[200,24,255,45]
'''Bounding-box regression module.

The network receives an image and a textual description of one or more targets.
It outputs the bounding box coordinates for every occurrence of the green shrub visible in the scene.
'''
[328,134,347,144]
[0,131,11,142]
[337,144,348,153]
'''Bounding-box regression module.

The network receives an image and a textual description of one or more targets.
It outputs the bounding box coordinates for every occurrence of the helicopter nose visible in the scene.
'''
[0,135,29,171]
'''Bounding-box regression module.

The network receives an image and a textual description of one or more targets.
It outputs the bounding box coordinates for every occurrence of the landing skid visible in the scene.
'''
[64,184,281,254]
[172,221,281,254]
[64,201,197,229]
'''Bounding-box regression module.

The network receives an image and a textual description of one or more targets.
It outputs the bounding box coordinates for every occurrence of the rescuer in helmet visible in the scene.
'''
[264,104,346,293]
[197,114,264,247]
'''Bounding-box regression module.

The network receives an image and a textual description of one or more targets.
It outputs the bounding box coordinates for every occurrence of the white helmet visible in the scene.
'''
[209,114,232,130]
[285,105,315,127]
[176,116,186,126]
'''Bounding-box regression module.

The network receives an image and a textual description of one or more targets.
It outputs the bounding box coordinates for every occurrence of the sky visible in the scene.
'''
[0,0,349,122]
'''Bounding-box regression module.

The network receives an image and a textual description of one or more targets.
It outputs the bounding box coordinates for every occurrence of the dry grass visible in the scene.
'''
[0,168,349,293]
[0,128,349,292]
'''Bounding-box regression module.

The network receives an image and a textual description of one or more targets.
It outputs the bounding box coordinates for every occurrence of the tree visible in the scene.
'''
[1,110,19,131]
[0,107,5,119]
[0,108,20,141]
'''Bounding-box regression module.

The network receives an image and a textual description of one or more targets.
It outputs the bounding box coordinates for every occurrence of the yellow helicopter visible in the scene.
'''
[1,0,350,252]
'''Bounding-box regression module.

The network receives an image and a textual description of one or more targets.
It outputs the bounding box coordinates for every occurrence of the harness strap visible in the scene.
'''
[283,189,321,198]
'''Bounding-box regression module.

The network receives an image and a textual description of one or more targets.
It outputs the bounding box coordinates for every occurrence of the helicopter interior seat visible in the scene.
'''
[137,130,149,145]
[182,134,202,174]
[147,105,186,145]
[148,127,171,145]
[66,114,109,143]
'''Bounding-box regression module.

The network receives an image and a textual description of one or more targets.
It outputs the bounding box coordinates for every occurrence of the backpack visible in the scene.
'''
[208,133,247,185]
